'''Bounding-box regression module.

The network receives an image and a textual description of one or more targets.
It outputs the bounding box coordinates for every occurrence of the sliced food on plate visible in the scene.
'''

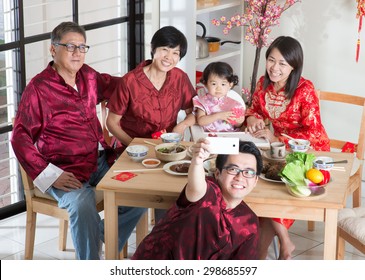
[163,160,191,175]
[261,162,286,182]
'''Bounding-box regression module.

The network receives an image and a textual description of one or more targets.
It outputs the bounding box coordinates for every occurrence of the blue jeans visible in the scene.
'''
[47,153,146,259]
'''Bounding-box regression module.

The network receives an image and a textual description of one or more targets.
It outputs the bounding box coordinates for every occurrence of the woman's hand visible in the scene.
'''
[246,116,266,134]
[172,122,187,136]
[251,128,278,143]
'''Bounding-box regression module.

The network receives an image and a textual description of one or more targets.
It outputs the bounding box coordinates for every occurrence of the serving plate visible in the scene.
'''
[203,158,216,175]
[163,160,191,176]
[259,174,284,183]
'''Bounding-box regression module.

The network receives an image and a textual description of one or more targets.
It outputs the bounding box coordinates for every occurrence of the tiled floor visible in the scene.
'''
[1,199,364,260]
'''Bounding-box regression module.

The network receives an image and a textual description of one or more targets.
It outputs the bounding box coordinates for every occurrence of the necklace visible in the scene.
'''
[145,66,166,90]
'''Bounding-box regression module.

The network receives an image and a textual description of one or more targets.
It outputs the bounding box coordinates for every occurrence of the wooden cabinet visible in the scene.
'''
[159,0,244,91]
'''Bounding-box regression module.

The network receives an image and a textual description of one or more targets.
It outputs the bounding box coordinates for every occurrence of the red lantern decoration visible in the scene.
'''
[356,0,365,62]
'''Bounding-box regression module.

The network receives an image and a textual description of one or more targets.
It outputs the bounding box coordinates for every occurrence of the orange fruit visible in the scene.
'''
[306,168,324,184]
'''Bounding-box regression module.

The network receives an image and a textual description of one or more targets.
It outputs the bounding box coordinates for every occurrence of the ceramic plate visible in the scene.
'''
[203,158,217,174]
[259,174,284,183]
[262,151,286,162]
[163,160,191,176]
[350,157,361,176]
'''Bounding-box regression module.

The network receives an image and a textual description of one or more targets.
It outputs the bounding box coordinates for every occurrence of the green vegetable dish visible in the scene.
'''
[157,146,185,154]
[279,152,316,187]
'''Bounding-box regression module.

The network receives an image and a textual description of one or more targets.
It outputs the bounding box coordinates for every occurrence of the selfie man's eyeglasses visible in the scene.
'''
[223,166,257,178]
[53,43,90,53]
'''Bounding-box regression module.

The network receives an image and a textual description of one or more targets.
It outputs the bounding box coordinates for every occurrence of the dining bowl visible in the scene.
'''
[288,139,310,153]
[160,132,183,143]
[125,145,149,162]
[285,184,311,198]
[313,156,334,171]
[285,183,326,198]
[186,145,194,158]
[141,158,161,168]
[155,143,187,162]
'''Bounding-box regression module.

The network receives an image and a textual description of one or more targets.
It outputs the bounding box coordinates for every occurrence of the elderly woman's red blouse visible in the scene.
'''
[107,60,195,140]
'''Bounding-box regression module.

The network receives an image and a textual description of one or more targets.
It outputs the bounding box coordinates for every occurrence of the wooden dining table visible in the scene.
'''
[96,137,354,260]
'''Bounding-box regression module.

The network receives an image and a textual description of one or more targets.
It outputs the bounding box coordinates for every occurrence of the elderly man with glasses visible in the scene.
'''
[11,21,146,260]
[132,139,262,260]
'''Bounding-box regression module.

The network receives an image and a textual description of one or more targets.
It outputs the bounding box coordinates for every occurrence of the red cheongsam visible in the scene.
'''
[246,76,330,229]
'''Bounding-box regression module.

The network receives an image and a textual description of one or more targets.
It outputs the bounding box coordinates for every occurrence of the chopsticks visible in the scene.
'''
[331,167,346,172]
[113,168,164,173]
[144,140,157,146]
[281,133,296,142]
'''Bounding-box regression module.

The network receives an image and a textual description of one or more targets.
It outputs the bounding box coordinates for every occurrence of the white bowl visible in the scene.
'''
[160,132,182,143]
[155,143,187,162]
[313,156,334,171]
[125,145,149,162]
[288,139,310,153]
[186,145,193,158]
[142,158,161,168]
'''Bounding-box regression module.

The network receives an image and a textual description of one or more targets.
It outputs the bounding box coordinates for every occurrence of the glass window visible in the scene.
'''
[79,0,128,25]
[0,0,144,218]
[86,23,128,76]
[23,0,72,37]
[0,0,16,44]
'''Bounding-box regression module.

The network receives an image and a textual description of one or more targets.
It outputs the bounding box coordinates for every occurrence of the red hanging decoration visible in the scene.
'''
[356,0,365,62]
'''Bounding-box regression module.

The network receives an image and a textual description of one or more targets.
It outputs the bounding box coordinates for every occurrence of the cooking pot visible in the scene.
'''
[205,36,241,52]
[196,21,209,59]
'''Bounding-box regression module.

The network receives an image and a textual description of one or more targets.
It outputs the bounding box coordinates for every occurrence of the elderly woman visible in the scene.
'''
[106,25,196,148]
[101,26,196,251]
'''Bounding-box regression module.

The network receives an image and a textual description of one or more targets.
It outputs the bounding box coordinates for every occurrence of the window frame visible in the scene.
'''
[0,0,145,220]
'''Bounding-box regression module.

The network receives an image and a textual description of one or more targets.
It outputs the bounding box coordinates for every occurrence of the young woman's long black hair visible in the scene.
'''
[263,36,303,99]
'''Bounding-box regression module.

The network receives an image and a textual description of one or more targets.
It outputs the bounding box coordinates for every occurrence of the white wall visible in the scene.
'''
[243,0,363,92]
[242,0,365,198]
[243,0,364,141]
[147,0,365,198]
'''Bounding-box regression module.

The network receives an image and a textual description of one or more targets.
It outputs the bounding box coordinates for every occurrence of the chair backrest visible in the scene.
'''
[19,163,36,198]
[100,100,112,146]
[317,90,365,161]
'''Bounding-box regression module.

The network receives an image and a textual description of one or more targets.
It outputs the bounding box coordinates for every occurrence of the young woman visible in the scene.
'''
[245,36,330,259]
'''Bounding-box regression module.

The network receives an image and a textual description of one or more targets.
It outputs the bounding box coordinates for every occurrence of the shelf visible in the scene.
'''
[196,45,241,66]
[196,0,241,15]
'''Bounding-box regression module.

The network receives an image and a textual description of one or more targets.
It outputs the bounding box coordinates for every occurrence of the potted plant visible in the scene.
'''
[212,0,300,106]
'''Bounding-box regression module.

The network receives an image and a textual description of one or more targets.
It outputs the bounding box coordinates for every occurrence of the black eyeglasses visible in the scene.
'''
[223,166,257,178]
[54,43,90,53]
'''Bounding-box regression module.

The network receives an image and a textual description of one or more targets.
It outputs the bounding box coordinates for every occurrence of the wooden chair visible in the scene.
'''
[336,207,365,259]
[17,107,129,260]
[318,91,364,207]
[100,100,113,146]
[307,91,365,231]
[20,164,104,259]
